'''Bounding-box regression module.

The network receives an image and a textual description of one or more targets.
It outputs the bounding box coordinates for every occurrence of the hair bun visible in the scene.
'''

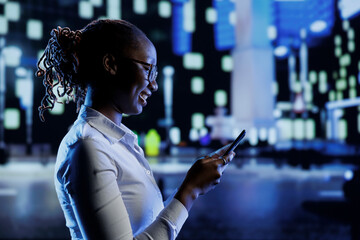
[52,26,82,55]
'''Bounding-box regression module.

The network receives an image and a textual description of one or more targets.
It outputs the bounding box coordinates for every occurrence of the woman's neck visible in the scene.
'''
[84,86,123,126]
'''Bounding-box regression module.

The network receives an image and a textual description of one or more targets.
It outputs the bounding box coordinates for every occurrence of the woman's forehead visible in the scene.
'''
[124,37,157,62]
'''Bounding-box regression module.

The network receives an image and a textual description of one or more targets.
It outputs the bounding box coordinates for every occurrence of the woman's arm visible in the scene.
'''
[61,138,188,240]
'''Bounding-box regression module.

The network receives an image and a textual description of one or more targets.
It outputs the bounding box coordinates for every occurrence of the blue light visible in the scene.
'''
[273,0,335,48]
[252,0,273,48]
[344,170,354,180]
[274,45,289,58]
[310,20,327,33]
[171,0,192,55]
[213,0,235,51]
[339,0,360,20]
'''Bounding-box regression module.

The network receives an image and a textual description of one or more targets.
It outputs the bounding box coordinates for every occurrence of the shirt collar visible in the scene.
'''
[77,105,138,146]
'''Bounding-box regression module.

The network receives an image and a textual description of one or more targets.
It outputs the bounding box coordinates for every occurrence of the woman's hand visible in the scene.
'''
[174,145,235,211]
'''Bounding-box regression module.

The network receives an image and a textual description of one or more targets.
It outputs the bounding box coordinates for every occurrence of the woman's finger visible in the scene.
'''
[214,144,232,156]
[215,152,235,166]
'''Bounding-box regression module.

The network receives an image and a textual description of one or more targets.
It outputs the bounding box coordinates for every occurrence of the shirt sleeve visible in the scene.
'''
[60,138,188,240]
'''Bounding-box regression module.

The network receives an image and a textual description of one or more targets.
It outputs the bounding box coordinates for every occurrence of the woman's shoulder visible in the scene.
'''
[56,120,114,168]
[55,123,119,184]
[60,119,110,149]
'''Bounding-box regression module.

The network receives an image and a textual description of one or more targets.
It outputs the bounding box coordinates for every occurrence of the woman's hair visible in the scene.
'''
[36,19,146,121]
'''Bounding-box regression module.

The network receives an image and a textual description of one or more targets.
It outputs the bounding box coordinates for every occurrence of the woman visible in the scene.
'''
[37,19,235,240]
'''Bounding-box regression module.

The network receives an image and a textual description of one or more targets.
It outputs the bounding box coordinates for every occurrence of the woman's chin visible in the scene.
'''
[126,106,143,115]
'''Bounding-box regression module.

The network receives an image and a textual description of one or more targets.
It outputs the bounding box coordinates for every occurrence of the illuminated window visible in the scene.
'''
[229,11,236,25]
[268,128,277,145]
[337,91,343,101]
[0,16,8,34]
[277,102,293,111]
[305,119,315,140]
[248,127,258,146]
[184,0,195,32]
[158,1,171,18]
[336,79,347,91]
[191,77,204,94]
[90,0,103,7]
[4,108,20,130]
[189,128,199,141]
[335,47,342,57]
[276,118,292,140]
[4,1,20,21]
[205,7,217,24]
[267,25,277,40]
[15,78,33,109]
[348,41,355,52]
[340,54,351,66]
[192,113,204,129]
[304,83,312,103]
[134,0,147,15]
[50,102,65,115]
[214,90,227,107]
[145,129,160,156]
[309,71,317,84]
[348,28,355,39]
[259,127,267,141]
[107,0,121,19]
[349,88,357,98]
[26,19,43,40]
[273,108,282,118]
[79,1,94,19]
[319,71,327,94]
[342,20,349,31]
[15,67,27,77]
[199,127,208,137]
[170,127,181,145]
[293,81,301,93]
[3,46,22,67]
[294,119,305,140]
[339,119,347,140]
[221,55,233,72]
[272,81,278,96]
[349,75,357,87]
[334,35,341,45]
[340,67,347,78]
[183,53,204,70]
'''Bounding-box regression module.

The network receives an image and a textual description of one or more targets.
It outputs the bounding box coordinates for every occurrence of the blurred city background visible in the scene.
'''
[0,0,360,239]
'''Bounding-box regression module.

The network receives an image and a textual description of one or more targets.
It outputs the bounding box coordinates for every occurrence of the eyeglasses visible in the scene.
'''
[125,58,158,84]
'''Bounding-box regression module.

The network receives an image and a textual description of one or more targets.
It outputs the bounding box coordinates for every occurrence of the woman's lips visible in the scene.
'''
[139,92,150,106]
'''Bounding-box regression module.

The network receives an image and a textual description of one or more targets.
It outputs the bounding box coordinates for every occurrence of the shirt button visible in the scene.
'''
[146,170,151,175]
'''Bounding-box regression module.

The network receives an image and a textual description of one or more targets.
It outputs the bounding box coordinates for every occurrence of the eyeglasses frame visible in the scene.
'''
[123,57,158,84]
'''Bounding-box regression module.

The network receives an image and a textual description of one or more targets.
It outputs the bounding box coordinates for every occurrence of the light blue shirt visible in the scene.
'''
[54,105,188,239]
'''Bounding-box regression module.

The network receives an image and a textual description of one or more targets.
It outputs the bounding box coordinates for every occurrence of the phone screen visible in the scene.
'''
[223,129,246,156]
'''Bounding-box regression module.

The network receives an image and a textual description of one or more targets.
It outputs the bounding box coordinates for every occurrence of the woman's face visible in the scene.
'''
[110,37,158,115]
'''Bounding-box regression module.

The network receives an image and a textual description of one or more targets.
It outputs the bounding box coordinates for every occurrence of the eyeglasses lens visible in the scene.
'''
[149,66,158,83]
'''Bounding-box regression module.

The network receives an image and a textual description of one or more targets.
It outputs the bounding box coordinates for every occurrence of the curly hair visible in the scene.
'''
[36,19,145,122]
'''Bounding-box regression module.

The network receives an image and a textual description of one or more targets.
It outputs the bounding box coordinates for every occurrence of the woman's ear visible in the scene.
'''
[103,53,118,75]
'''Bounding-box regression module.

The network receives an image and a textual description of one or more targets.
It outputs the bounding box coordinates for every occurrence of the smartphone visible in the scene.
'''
[222,129,246,156]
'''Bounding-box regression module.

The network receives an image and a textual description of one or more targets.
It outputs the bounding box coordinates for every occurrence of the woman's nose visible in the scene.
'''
[148,80,158,92]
